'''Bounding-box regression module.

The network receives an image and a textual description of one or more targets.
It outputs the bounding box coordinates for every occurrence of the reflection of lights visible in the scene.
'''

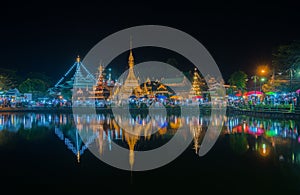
[259,143,270,157]
[158,127,167,135]
[265,130,277,137]
[262,144,266,154]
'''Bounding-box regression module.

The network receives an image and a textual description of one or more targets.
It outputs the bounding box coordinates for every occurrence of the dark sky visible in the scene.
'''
[1,1,300,82]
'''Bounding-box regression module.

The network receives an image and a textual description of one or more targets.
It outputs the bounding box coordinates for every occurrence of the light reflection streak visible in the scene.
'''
[0,112,299,166]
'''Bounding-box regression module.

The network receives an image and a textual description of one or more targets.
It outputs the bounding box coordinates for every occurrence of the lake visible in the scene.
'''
[0,111,299,193]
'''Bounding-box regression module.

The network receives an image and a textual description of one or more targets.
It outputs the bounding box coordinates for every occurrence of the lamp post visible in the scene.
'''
[260,77,266,92]
[251,75,259,94]
[287,65,295,92]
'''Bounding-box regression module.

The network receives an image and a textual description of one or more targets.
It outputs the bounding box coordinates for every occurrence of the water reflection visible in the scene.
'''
[0,112,300,167]
[225,115,300,164]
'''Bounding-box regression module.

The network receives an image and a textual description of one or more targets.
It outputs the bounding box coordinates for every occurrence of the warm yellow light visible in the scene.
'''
[259,143,270,157]
[257,65,269,76]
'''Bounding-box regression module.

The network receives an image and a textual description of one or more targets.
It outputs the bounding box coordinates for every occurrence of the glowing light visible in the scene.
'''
[259,143,270,157]
[266,130,277,137]
[257,65,269,76]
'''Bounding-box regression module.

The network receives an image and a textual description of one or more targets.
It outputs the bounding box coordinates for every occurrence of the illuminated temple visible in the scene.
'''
[117,42,142,100]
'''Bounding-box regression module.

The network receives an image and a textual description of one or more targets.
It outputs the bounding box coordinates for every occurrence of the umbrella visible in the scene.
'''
[192,95,203,99]
[296,89,300,94]
[129,95,136,99]
[139,95,148,99]
[245,91,263,96]
[234,92,247,97]
[265,91,276,95]
[156,95,167,99]
[170,95,182,99]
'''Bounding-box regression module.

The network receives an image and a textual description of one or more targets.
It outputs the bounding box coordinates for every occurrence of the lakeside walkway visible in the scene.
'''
[1,105,300,119]
[227,105,300,119]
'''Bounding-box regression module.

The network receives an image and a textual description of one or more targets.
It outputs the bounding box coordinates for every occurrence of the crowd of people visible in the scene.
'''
[1,91,300,113]
[227,92,300,111]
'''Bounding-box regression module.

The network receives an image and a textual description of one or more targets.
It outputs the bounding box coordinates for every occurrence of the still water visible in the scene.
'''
[0,112,299,192]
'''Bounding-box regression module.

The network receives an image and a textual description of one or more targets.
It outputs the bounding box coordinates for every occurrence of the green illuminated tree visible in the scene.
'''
[0,68,18,90]
[228,71,248,92]
[19,78,47,95]
[272,40,300,73]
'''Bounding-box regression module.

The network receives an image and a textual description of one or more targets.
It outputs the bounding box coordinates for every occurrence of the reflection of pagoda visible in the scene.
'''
[54,126,99,163]
[118,40,142,99]
[114,115,152,170]
[189,116,203,154]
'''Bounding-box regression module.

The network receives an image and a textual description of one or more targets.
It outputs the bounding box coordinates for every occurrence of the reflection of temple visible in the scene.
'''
[2,112,300,167]
[54,125,99,163]
[189,116,203,154]
[117,43,142,100]
[114,115,152,169]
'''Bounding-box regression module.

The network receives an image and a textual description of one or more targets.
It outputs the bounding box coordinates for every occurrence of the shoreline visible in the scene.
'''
[1,106,300,119]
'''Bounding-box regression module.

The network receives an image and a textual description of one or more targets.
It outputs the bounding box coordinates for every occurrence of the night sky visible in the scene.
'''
[1,1,300,82]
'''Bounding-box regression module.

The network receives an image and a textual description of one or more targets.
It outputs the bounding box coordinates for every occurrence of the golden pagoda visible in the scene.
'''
[189,68,204,98]
[118,39,142,99]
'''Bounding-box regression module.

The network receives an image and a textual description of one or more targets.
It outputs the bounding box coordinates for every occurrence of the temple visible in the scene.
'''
[117,39,142,100]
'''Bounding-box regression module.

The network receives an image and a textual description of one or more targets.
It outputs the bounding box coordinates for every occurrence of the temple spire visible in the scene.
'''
[98,63,103,74]
[76,55,81,63]
[128,36,134,69]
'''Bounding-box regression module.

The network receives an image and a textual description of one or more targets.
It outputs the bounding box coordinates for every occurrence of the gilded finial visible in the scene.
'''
[77,151,80,163]
[76,55,80,63]
[98,61,103,73]
[128,36,134,68]
[130,35,132,50]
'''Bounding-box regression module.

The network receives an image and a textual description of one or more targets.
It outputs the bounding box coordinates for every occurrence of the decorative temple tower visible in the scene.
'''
[93,64,105,100]
[189,68,203,98]
[72,56,96,102]
[118,39,142,100]
[48,55,96,99]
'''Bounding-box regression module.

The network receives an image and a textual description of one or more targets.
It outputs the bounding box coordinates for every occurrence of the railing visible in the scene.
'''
[230,104,300,113]
[227,105,300,119]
